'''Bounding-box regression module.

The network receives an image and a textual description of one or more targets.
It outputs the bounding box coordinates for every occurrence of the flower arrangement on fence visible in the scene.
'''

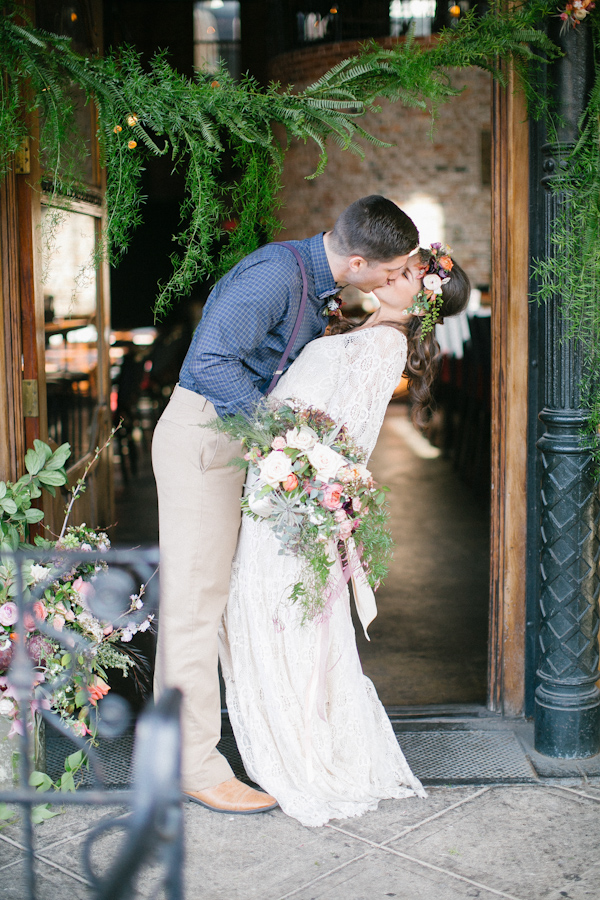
[213,401,393,621]
[0,437,153,751]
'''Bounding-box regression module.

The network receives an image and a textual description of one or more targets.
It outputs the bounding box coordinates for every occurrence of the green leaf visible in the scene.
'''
[61,653,71,667]
[29,483,42,499]
[33,440,53,462]
[45,443,71,470]
[74,689,87,708]
[0,802,14,821]
[24,508,45,524]
[31,804,60,824]
[58,771,76,793]
[36,470,67,487]
[65,750,84,772]
[0,483,6,500]
[24,448,44,476]
[0,498,18,515]
[29,771,53,792]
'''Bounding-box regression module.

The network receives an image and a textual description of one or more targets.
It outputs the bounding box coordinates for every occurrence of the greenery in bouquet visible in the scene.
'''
[213,401,393,621]
[0,435,154,809]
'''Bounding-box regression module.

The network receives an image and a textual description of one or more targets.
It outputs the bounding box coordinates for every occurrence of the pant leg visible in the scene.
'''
[152,385,245,790]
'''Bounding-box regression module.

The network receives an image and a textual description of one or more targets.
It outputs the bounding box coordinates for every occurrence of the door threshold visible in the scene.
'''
[385,703,498,722]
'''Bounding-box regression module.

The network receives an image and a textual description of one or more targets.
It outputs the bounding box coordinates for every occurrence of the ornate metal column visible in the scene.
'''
[535,22,600,757]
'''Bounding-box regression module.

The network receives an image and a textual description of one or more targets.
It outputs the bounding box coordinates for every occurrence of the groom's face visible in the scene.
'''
[346,254,411,293]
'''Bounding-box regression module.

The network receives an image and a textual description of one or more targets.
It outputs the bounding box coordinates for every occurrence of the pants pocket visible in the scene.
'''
[198,430,221,473]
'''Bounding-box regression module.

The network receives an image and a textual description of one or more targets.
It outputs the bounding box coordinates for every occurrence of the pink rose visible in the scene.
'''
[271,436,287,451]
[72,720,90,737]
[352,497,362,513]
[52,615,65,632]
[73,577,94,607]
[334,509,347,522]
[0,603,18,627]
[322,483,343,510]
[23,612,36,632]
[338,519,353,538]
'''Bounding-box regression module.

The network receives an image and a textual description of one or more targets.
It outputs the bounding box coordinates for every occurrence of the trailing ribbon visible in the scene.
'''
[302,539,377,782]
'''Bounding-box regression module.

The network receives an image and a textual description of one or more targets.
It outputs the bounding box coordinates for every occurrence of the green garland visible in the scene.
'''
[0,0,557,320]
[531,16,600,443]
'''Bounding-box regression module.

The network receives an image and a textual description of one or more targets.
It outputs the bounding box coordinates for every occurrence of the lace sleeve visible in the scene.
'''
[273,326,407,460]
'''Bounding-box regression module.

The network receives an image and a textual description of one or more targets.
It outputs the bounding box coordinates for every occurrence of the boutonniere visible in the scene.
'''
[322,294,343,318]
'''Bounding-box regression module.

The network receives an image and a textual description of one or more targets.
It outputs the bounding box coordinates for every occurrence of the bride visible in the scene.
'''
[218,245,471,827]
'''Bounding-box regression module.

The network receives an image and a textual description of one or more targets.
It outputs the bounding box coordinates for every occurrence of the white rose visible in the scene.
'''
[29,564,50,585]
[423,273,443,294]
[258,450,293,487]
[285,426,317,451]
[0,697,14,717]
[306,442,345,482]
[248,490,275,517]
[353,463,372,483]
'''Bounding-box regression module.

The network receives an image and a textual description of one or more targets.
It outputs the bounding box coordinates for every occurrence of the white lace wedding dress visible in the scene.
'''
[218,326,426,827]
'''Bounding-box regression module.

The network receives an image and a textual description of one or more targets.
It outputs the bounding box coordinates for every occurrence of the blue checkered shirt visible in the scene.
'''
[179,234,337,417]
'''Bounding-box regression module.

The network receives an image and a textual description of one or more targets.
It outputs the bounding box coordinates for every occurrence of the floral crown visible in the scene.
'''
[404,243,453,339]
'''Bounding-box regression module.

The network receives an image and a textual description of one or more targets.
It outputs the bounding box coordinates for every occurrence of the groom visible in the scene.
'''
[152,195,419,813]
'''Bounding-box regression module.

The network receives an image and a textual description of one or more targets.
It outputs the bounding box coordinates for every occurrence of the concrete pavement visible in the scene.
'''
[1,777,599,899]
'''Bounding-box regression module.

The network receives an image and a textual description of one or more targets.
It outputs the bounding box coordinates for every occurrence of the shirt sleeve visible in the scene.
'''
[184,253,301,417]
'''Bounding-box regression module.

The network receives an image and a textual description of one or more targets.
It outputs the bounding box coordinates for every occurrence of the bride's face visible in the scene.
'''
[372,255,424,309]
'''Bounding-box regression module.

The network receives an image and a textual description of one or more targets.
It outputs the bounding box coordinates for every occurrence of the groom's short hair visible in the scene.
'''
[330,195,418,263]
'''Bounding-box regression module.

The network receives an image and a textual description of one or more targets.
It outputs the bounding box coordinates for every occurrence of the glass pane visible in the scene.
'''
[42,207,99,463]
[194,1,241,79]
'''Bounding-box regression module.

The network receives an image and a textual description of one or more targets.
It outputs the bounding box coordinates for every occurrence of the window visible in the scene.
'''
[194,1,241,80]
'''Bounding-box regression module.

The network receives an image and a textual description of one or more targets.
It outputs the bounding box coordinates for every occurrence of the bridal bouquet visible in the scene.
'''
[213,401,393,620]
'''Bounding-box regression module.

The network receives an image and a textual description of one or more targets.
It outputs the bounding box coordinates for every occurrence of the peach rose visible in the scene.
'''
[439,256,453,271]
[33,601,47,622]
[282,474,298,492]
[271,436,287,451]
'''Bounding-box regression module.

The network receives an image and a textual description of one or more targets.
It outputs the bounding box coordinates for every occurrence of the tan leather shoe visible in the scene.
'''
[184,777,278,814]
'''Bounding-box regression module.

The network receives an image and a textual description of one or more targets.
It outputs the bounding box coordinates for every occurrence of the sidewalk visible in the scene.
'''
[1,754,599,899]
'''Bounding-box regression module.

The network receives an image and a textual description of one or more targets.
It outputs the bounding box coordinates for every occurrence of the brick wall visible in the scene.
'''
[269,39,492,290]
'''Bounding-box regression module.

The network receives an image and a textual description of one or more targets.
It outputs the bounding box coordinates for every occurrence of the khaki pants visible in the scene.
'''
[151,384,245,790]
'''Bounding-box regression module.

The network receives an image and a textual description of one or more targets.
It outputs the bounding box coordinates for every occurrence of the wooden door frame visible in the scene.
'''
[488,67,530,716]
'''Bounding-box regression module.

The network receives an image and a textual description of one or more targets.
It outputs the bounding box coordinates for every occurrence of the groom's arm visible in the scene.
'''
[180,253,300,417]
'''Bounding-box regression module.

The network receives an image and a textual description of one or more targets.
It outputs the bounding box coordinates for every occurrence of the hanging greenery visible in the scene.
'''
[0,0,559,320]
[531,16,600,442]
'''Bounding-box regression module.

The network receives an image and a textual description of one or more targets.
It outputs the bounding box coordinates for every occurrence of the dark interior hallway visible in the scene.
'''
[112,401,490,708]
[355,404,489,707]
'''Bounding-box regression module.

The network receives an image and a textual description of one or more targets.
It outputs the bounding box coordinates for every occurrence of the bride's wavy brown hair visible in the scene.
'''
[330,250,471,430]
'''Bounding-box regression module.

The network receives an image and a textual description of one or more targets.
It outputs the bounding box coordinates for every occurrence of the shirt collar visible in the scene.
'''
[308,233,337,300]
